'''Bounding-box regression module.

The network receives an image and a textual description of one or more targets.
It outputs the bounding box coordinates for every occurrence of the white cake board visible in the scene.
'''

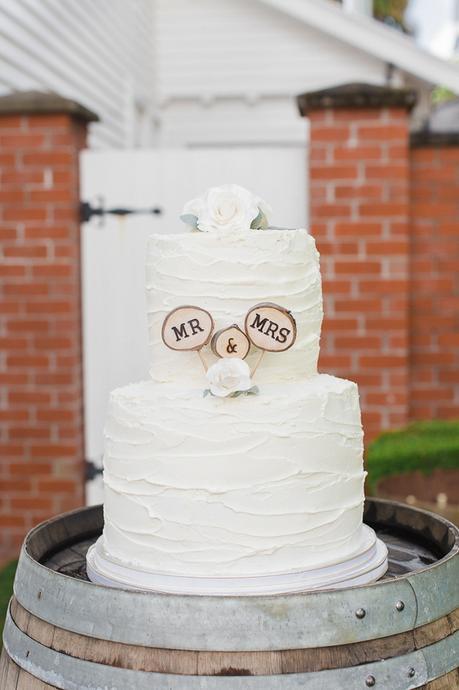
[86,524,388,595]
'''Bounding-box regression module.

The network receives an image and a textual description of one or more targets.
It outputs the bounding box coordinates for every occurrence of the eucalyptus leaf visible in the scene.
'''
[205,386,260,399]
[228,386,260,398]
[246,385,260,396]
[250,209,269,230]
[250,209,263,229]
[258,212,269,229]
[180,213,199,229]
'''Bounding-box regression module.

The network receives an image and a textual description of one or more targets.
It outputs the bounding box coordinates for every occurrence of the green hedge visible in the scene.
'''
[0,560,17,641]
[366,420,459,492]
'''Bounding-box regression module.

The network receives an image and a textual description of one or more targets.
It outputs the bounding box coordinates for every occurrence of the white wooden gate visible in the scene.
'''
[81,147,308,504]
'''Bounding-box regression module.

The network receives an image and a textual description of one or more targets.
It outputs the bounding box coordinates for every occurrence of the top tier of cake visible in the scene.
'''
[146,228,323,385]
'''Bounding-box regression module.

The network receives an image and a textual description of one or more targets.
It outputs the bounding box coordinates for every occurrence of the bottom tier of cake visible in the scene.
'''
[92,373,386,589]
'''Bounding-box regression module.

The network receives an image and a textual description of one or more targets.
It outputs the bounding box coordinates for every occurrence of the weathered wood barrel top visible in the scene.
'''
[1,498,458,689]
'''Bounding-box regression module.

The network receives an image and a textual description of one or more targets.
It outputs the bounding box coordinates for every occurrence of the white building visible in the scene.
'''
[0,0,155,148]
[1,0,459,149]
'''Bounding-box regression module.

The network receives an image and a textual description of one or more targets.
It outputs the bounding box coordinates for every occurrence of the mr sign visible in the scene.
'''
[245,303,296,352]
[162,306,214,351]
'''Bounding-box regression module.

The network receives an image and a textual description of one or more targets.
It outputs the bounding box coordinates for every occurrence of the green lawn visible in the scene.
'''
[366,420,459,492]
[0,560,17,640]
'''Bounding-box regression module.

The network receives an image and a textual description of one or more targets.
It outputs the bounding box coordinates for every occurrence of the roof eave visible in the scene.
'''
[257,0,459,94]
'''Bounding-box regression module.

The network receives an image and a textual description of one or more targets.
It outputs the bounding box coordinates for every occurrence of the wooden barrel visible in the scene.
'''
[1,498,458,689]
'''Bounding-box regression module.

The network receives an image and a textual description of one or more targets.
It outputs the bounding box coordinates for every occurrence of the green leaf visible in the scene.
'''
[205,386,260,399]
[228,386,260,398]
[250,209,269,230]
[180,213,198,229]
[246,385,260,396]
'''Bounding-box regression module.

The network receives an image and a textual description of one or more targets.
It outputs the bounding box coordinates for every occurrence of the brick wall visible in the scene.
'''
[299,85,414,441]
[299,84,459,442]
[0,93,97,561]
[410,140,459,420]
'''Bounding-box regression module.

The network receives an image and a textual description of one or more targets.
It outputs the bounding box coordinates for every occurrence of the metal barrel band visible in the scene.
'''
[14,547,420,650]
[12,500,459,651]
[8,596,459,677]
[4,607,459,690]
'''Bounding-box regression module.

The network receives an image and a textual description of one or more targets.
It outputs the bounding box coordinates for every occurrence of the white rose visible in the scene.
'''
[181,184,271,233]
[206,358,252,398]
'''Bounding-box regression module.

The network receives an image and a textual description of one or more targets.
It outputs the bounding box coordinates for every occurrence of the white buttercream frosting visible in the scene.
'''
[100,374,367,577]
[146,228,323,385]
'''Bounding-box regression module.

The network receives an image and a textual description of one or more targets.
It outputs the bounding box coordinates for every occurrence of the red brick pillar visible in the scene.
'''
[298,84,416,441]
[0,92,98,561]
[409,131,459,420]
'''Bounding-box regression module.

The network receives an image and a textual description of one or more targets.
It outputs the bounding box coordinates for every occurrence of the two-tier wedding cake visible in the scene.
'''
[86,184,388,594]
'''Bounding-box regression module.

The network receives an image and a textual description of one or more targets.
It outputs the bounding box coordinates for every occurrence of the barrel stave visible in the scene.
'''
[0,648,19,688]
[422,668,459,689]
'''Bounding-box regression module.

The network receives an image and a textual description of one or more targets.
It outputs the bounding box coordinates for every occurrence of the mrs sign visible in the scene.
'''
[245,303,296,352]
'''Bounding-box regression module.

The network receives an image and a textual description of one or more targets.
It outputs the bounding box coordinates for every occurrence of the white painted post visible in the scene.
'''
[342,0,373,16]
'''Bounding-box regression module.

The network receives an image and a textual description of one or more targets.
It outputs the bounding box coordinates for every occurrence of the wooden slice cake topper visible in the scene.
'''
[162,303,296,382]
[211,325,251,360]
[162,306,214,352]
[244,303,297,352]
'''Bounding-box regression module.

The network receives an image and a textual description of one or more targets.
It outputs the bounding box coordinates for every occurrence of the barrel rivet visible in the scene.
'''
[365,675,376,687]
[355,608,366,619]
[396,600,405,612]
[408,668,416,678]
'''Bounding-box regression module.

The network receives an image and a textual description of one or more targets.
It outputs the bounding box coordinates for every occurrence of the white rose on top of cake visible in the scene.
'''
[86,184,388,595]
[181,183,271,233]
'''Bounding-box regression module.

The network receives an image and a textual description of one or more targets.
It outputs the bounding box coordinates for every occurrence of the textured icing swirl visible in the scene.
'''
[146,228,323,385]
[101,374,366,577]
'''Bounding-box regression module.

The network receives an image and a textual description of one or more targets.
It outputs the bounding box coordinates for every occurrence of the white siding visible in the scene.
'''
[154,0,387,146]
[156,0,385,99]
[159,97,309,147]
[0,0,155,148]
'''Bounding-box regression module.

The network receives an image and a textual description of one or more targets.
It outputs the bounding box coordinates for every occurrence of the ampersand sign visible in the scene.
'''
[211,325,251,359]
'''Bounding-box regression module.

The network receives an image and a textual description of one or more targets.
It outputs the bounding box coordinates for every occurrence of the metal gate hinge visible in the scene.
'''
[80,200,162,224]
[85,459,103,481]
